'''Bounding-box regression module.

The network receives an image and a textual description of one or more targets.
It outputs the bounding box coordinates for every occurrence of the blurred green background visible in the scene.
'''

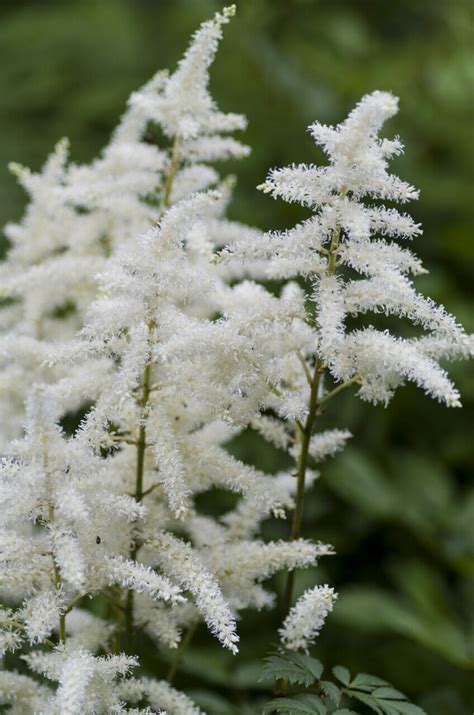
[0,1,472,713]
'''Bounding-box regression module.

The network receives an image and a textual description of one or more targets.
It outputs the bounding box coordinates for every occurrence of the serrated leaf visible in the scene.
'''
[351,673,389,689]
[376,704,400,715]
[289,652,324,681]
[320,680,341,705]
[260,652,322,687]
[332,665,351,686]
[372,687,407,700]
[260,655,313,687]
[262,695,327,714]
[295,694,328,713]
[348,685,426,715]
[390,703,426,715]
[348,691,384,714]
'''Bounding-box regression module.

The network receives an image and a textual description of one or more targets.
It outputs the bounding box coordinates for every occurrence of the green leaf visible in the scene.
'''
[351,673,389,689]
[290,652,324,681]
[372,687,407,700]
[390,704,426,715]
[333,711,361,715]
[346,681,427,715]
[320,680,341,705]
[332,665,351,686]
[262,695,327,714]
[348,691,384,714]
[260,655,311,687]
[260,652,323,687]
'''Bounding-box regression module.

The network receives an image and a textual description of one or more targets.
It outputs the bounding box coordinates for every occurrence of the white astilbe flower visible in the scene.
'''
[129,5,247,146]
[0,606,24,656]
[149,409,191,519]
[218,469,319,543]
[20,590,66,645]
[0,5,251,449]
[105,556,184,605]
[0,387,168,639]
[119,677,203,715]
[2,10,467,712]
[24,646,141,715]
[227,90,471,407]
[0,671,52,712]
[279,585,337,653]
[202,539,334,611]
[133,597,185,650]
[151,532,239,653]
[306,429,352,463]
[65,610,114,653]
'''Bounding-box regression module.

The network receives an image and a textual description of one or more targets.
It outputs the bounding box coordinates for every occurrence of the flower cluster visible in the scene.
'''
[279,585,337,653]
[0,6,470,714]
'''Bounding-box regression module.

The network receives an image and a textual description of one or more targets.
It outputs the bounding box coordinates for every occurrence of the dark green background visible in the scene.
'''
[1,1,472,712]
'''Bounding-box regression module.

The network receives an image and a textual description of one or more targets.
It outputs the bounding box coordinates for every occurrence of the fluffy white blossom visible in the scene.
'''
[0,5,252,449]
[119,677,203,715]
[279,585,337,652]
[23,646,142,715]
[0,9,470,713]
[227,90,471,407]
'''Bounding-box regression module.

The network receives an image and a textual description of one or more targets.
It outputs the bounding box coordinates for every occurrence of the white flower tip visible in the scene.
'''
[222,5,237,20]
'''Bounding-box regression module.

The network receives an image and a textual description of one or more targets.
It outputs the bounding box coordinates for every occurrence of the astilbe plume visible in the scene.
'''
[0,3,255,450]
[279,585,337,653]
[0,7,334,712]
[224,90,471,410]
[0,6,471,713]
[219,89,471,655]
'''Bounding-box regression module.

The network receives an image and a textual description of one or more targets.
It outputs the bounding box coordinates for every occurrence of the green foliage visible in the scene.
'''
[261,651,425,715]
[261,652,324,688]
[263,694,328,714]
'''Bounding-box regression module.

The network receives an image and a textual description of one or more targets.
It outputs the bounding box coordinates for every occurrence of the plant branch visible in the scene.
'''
[317,375,360,410]
[162,138,180,209]
[124,348,153,652]
[282,359,323,616]
[166,621,199,684]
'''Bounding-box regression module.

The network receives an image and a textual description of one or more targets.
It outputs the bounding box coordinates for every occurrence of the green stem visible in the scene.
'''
[282,360,323,617]
[123,132,180,651]
[48,503,66,644]
[124,354,153,653]
[0,618,56,649]
[63,592,84,616]
[278,193,349,698]
[317,375,360,410]
[295,350,313,385]
[162,138,180,209]
[166,622,198,684]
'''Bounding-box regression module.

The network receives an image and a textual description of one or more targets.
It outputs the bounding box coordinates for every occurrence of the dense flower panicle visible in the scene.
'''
[0,8,470,712]
[150,533,239,653]
[279,585,338,653]
[0,389,183,643]
[130,5,247,145]
[0,671,52,712]
[0,6,251,450]
[22,646,144,714]
[118,677,203,714]
[201,539,334,611]
[227,90,471,407]
[105,556,185,605]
